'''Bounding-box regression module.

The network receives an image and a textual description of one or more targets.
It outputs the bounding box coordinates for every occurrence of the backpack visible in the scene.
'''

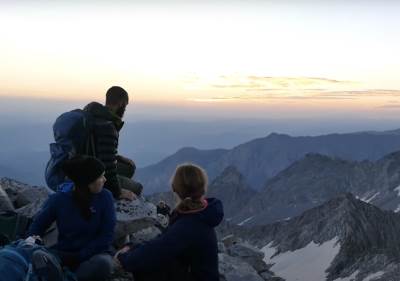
[45,109,95,191]
[0,211,32,246]
[0,239,77,281]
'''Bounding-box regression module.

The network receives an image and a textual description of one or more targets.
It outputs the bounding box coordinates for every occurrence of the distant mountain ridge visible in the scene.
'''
[137,129,400,194]
[231,151,400,226]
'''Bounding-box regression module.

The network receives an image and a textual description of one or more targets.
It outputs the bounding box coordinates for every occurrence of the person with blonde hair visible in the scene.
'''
[115,163,224,281]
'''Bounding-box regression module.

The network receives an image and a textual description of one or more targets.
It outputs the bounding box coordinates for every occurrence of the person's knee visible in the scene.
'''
[93,255,114,276]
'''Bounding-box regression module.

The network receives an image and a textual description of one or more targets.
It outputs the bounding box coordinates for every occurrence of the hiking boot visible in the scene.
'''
[31,249,64,281]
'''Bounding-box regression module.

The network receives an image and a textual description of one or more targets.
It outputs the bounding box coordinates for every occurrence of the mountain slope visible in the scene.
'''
[233,151,400,225]
[137,130,400,194]
[221,193,400,281]
[207,166,257,220]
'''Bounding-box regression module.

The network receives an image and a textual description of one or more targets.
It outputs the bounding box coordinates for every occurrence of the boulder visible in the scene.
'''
[219,253,265,281]
[227,243,269,273]
[130,226,161,244]
[114,198,158,241]
[14,186,49,208]
[0,186,14,212]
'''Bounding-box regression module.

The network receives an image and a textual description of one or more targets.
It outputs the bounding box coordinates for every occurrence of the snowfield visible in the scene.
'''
[262,238,340,281]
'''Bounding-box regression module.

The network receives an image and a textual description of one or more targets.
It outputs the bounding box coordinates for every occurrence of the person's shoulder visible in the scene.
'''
[45,191,69,206]
[98,188,114,202]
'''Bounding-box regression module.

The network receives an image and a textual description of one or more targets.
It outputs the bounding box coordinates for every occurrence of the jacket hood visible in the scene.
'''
[58,180,74,193]
[84,102,124,130]
[192,198,224,227]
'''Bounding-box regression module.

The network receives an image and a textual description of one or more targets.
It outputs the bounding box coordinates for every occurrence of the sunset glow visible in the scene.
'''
[1,1,400,118]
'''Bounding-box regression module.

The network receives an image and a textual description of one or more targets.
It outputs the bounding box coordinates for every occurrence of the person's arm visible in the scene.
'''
[117,219,192,273]
[28,195,57,237]
[78,191,116,261]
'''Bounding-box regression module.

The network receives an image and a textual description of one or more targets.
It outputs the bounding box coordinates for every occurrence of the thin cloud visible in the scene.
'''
[210,76,358,90]
[191,90,400,102]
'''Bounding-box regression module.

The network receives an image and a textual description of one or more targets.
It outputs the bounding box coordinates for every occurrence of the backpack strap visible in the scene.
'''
[82,111,96,157]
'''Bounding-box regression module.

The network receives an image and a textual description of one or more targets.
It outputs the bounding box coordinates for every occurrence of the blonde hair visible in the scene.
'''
[171,163,208,212]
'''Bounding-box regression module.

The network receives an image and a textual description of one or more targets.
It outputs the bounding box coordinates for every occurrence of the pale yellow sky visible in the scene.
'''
[1,1,400,117]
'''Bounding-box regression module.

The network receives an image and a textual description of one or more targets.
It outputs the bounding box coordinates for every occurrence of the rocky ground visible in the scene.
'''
[0,177,284,281]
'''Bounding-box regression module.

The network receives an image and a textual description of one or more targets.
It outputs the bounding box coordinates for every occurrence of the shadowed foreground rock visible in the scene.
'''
[1,177,284,281]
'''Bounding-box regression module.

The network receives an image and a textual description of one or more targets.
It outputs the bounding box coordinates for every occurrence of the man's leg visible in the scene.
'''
[118,175,143,196]
[75,254,115,281]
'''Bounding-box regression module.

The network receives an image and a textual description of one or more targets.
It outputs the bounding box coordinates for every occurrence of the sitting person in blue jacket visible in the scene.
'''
[29,156,116,281]
[115,163,224,281]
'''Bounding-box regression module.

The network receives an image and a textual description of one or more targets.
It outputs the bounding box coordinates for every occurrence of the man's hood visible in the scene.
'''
[192,198,224,227]
[84,102,124,130]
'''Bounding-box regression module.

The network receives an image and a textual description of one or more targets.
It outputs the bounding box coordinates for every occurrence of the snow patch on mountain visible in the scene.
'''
[237,216,254,226]
[361,192,380,203]
[394,185,400,197]
[333,270,359,281]
[363,271,385,281]
[261,238,340,281]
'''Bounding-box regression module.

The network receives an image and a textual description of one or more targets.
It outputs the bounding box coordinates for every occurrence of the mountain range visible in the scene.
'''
[137,129,400,194]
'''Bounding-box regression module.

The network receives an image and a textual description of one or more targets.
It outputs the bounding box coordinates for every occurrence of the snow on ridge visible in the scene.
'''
[262,238,340,281]
[395,205,400,213]
[363,271,385,281]
[333,270,359,281]
[361,192,380,203]
[238,216,254,226]
[394,185,400,197]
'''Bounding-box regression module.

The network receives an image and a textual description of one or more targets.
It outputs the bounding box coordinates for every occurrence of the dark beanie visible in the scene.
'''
[62,156,105,186]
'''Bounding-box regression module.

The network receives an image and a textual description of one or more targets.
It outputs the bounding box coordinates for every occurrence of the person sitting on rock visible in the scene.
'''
[156,200,171,217]
[84,86,143,201]
[28,156,116,281]
[114,163,224,281]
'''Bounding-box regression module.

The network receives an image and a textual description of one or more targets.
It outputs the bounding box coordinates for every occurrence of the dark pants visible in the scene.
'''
[133,260,192,281]
[75,254,114,281]
[117,160,143,196]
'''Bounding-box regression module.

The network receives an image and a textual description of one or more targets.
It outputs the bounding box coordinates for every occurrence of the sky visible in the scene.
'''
[1,0,400,120]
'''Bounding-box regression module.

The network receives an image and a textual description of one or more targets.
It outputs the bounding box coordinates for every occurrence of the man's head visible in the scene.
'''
[105,86,129,118]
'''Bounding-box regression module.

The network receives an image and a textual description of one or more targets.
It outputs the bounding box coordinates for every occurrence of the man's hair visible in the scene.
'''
[106,86,129,106]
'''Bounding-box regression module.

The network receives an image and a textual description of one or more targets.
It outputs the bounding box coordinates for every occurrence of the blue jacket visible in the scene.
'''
[28,182,116,262]
[118,198,224,281]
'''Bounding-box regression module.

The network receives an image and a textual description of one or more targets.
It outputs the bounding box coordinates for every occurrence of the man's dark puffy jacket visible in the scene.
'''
[84,102,124,198]
[118,198,224,281]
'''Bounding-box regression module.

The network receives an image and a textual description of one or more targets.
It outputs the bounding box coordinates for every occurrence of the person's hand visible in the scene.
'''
[113,246,131,268]
[119,189,136,201]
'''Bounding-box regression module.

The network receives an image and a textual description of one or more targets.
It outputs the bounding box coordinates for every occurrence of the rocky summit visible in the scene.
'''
[1,177,281,281]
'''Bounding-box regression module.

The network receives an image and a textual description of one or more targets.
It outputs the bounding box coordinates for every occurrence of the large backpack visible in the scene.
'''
[0,239,76,281]
[45,109,95,191]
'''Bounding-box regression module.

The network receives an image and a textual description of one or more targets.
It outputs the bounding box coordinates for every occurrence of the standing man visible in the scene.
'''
[84,86,143,200]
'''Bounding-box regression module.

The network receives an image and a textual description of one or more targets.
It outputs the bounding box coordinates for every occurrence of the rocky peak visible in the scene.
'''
[212,165,245,186]
[225,193,400,280]
[208,166,256,219]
